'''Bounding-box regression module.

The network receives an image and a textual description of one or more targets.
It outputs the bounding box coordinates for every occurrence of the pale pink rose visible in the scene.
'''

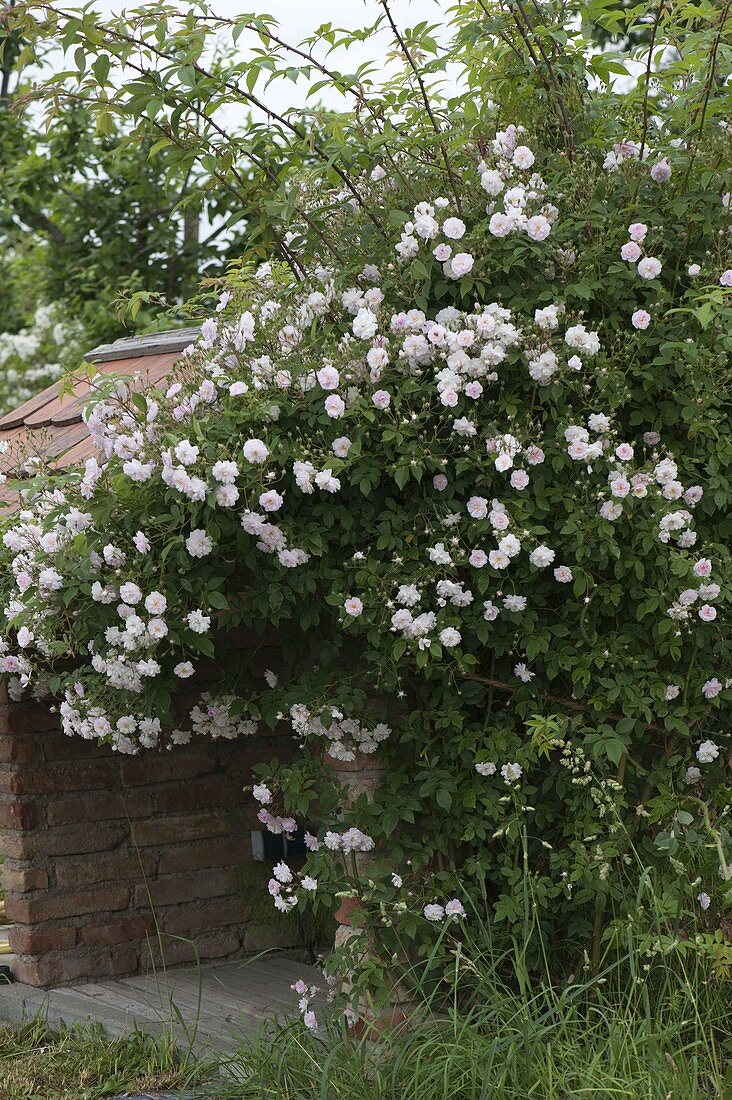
[372,389,391,409]
[720,269,732,287]
[433,474,448,491]
[469,549,487,568]
[259,490,283,512]
[698,604,716,622]
[464,381,482,399]
[440,389,459,407]
[621,242,642,262]
[526,216,551,241]
[615,443,634,461]
[450,252,474,277]
[317,365,340,391]
[650,159,671,182]
[628,222,648,242]
[510,470,530,490]
[526,446,545,465]
[568,440,589,460]
[324,394,345,418]
[442,217,466,240]
[693,558,712,578]
[638,257,662,280]
[631,310,651,330]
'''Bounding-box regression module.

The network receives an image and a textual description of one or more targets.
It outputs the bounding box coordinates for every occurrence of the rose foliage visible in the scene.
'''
[1,0,731,999]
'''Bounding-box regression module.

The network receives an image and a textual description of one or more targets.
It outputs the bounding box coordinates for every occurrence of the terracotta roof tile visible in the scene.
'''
[0,341,186,510]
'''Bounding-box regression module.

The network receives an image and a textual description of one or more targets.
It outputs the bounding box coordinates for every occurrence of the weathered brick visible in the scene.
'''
[195,927,242,959]
[43,823,128,856]
[6,885,129,923]
[151,776,240,814]
[132,868,234,909]
[82,915,156,947]
[0,865,48,893]
[54,851,155,890]
[157,837,249,876]
[343,776,382,804]
[326,750,380,774]
[0,832,31,859]
[47,789,154,826]
[130,813,232,847]
[0,737,37,765]
[43,734,115,762]
[12,945,138,988]
[0,800,41,831]
[241,804,266,829]
[244,923,301,952]
[120,752,218,786]
[141,935,200,969]
[0,703,59,735]
[2,897,29,922]
[161,897,249,937]
[9,926,77,955]
[228,738,293,773]
[5,762,119,796]
[142,926,242,970]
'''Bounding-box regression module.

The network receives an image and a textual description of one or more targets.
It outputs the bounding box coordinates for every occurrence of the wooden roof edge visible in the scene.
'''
[85,327,201,363]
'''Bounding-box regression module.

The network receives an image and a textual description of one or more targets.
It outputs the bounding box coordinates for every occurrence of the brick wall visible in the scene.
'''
[0,682,299,988]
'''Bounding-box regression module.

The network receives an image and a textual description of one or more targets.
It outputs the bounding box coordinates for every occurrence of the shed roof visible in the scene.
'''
[0,329,197,512]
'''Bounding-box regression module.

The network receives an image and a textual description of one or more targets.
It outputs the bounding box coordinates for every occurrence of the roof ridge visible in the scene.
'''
[86,327,201,363]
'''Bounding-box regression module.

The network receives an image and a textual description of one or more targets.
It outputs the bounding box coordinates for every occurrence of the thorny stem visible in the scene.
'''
[226,17,417,195]
[508,0,575,161]
[638,0,665,165]
[468,672,668,735]
[379,0,463,210]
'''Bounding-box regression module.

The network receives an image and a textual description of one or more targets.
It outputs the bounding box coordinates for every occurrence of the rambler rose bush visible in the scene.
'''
[2,1,731,1003]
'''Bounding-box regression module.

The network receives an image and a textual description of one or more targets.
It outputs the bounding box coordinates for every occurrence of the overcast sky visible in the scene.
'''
[86,0,451,111]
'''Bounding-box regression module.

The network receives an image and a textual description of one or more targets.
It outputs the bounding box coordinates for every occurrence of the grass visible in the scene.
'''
[209,928,732,1100]
[213,978,730,1099]
[0,1019,204,1100]
[0,941,728,1099]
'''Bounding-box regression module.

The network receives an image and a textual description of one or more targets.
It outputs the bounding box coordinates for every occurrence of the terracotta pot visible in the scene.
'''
[334,895,367,927]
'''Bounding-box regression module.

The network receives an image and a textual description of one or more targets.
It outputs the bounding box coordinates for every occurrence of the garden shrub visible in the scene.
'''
[0,303,82,415]
[1,0,730,1015]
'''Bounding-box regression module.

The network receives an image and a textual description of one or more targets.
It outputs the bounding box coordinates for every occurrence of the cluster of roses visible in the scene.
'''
[479,123,556,243]
[620,222,663,282]
[287,703,391,762]
[394,125,555,282]
[268,859,318,914]
[373,494,566,670]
